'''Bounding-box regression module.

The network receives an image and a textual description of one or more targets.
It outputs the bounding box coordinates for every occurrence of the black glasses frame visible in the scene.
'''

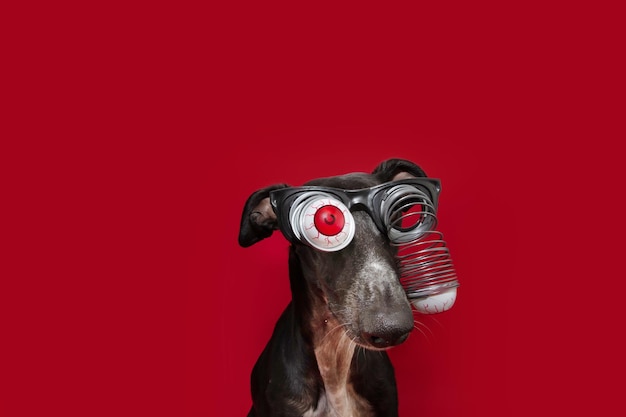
[269,178,441,244]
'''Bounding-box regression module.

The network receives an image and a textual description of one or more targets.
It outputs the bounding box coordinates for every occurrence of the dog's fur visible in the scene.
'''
[239,159,428,417]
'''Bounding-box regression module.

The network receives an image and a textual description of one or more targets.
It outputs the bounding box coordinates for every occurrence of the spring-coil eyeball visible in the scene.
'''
[290,193,355,252]
[411,287,457,314]
[381,184,437,244]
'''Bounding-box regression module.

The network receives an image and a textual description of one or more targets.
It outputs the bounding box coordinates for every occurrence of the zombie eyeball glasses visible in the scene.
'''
[269,178,460,314]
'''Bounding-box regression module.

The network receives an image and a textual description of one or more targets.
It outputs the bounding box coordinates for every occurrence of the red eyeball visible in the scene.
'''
[314,205,345,236]
[289,193,355,251]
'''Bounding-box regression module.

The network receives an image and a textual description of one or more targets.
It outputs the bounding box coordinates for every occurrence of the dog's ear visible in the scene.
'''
[372,158,428,181]
[238,184,289,247]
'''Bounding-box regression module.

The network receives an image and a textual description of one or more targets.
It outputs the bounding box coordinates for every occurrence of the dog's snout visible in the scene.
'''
[360,310,414,349]
[349,249,414,349]
[363,329,411,349]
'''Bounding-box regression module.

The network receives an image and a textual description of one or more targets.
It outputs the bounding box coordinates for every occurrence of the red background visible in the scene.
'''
[2,1,624,416]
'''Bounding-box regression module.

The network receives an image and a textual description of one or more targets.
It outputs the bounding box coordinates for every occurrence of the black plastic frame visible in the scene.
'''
[269,178,441,245]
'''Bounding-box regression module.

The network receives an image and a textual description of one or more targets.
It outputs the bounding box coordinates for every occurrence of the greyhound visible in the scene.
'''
[238,158,438,417]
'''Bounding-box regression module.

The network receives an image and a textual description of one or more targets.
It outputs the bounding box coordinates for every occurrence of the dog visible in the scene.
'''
[238,158,438,417]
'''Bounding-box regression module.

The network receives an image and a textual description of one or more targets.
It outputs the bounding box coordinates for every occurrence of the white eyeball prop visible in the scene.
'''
[411,287,457,314]
[290,193,355,251]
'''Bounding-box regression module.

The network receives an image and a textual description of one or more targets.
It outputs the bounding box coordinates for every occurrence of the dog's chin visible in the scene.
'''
[354,332,409,351]
[355,338,395,352]
[328,309,411,351]
[331,310,413,351]
[339,326,400,352]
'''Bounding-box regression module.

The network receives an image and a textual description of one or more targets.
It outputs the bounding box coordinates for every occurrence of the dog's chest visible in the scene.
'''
[307,332,375,417]
[303,387,374,417]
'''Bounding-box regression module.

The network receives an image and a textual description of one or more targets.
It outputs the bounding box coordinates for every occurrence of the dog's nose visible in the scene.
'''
[361,310,414,349]
[363,328,411,349]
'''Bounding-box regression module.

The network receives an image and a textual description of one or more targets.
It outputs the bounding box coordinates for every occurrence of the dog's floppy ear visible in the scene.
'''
[238,184,289,247]
[372,158,428,181]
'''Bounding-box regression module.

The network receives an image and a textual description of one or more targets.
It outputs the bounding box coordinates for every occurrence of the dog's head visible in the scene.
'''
[239,159,435,350]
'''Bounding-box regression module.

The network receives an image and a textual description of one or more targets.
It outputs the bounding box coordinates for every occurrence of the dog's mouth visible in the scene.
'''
[327,304,413,351]
[355,327,411,350]
[338,326,410,351]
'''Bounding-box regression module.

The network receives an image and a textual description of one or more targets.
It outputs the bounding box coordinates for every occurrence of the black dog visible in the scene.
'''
[239,158,432,417]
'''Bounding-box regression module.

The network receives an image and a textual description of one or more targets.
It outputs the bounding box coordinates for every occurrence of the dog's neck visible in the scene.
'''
[288,248,376,416]
[302,307,372,417]
[311,305,355,388]
[290,254,374,417]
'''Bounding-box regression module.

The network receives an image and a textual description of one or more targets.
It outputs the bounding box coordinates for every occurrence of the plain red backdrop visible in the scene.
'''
[2,1,624,416]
